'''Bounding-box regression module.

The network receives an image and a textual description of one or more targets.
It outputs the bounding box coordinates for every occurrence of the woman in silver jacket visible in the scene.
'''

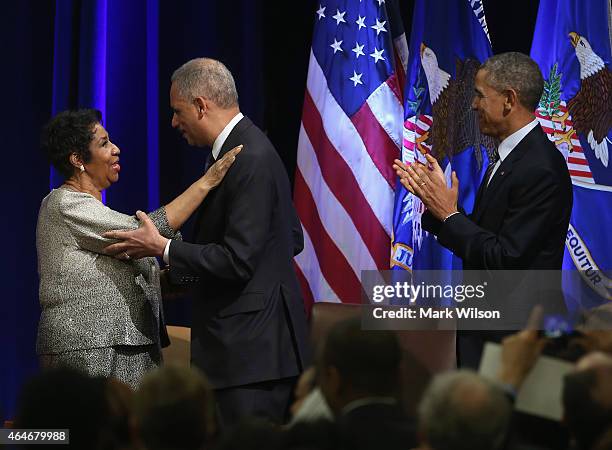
[36,109,241,388]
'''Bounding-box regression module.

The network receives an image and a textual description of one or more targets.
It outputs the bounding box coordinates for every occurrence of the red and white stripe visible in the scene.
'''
[535,102,595,184]
[403,114,433,159]
[294,50,404,304]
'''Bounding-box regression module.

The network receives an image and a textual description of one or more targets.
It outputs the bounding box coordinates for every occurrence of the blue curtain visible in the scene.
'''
[50,0,159,209]
[0,0,303,422]
[0,0,55,423]
[1,0,545,422]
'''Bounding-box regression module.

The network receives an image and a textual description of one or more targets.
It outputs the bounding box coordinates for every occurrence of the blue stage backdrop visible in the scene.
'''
[0,0,315,422]
[1,0,554,423]
[0,0,55,424]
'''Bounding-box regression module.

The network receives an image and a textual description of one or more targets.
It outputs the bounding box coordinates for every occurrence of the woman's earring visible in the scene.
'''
[79,165,85,172]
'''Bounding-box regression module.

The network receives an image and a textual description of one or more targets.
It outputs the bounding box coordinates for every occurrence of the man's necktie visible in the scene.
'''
[204,152,216,172]
[483,147,500,187]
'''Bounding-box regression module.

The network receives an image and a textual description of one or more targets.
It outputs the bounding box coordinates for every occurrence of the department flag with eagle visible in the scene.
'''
[531,0,612,309]
[391,0,494,272]
[293,0,408,308]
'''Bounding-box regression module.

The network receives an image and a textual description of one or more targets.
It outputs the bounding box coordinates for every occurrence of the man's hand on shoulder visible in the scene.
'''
[103,211,169,260]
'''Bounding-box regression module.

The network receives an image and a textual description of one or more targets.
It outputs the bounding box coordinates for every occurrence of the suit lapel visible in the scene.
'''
[472,161,515,223]
[472,126,540,223]
[473,173,488,215]
[192,116,253,237]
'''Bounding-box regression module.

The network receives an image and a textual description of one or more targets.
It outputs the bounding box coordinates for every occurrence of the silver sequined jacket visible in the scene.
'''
[36,188,177,355]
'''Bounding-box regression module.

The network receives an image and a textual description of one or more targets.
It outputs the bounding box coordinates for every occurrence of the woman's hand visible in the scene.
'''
[203,145,243,190]
[160,144,243,231]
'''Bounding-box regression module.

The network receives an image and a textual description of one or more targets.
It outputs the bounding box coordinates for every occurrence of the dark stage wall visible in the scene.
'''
[0,0,539,421]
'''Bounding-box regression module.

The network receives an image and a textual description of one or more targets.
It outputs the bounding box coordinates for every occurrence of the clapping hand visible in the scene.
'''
[393,153,459,221]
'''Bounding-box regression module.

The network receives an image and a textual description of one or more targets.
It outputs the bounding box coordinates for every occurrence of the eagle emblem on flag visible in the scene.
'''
[419,43,496,168]
[567,31,612,167]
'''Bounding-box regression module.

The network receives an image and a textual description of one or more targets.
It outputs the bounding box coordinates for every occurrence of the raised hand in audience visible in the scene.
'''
[496,306,547,391]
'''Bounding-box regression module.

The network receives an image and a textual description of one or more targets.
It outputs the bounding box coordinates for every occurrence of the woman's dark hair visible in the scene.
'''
[41,109,102,179]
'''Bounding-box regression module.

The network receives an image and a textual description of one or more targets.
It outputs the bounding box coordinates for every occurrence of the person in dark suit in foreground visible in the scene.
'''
[105,58,309,426]
[394,52,572,367]
[318,318,417,450]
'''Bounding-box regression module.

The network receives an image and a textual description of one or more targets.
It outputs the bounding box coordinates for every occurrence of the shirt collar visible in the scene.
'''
[497,118,539,163]
[211,112,244,160]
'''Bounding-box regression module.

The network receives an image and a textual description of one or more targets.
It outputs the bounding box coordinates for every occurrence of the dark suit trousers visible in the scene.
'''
[215,376,297,428]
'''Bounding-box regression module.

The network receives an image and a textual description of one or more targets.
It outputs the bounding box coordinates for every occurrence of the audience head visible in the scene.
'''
[14,367,114,449]
[473,52,543,140]
[563,352,612,450]
[132,366,216,450]
[318,318,401,415]
[417,370,512,450]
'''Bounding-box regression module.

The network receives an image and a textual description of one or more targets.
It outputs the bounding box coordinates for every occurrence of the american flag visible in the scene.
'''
[293,0,408,307]
[535,100,595,184]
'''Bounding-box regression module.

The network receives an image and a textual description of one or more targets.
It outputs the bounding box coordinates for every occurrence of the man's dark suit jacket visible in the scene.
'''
[337,401,417,450]
[423,125,573,364]
[168,116,309,389]
[424,125,572,271]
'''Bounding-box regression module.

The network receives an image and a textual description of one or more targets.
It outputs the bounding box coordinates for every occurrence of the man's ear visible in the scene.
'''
[504,88,519,111]
[194,97,207,118]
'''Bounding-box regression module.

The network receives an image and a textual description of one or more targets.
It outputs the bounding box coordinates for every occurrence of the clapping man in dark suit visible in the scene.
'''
[394,52,572,367]
[105,58,309,426]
